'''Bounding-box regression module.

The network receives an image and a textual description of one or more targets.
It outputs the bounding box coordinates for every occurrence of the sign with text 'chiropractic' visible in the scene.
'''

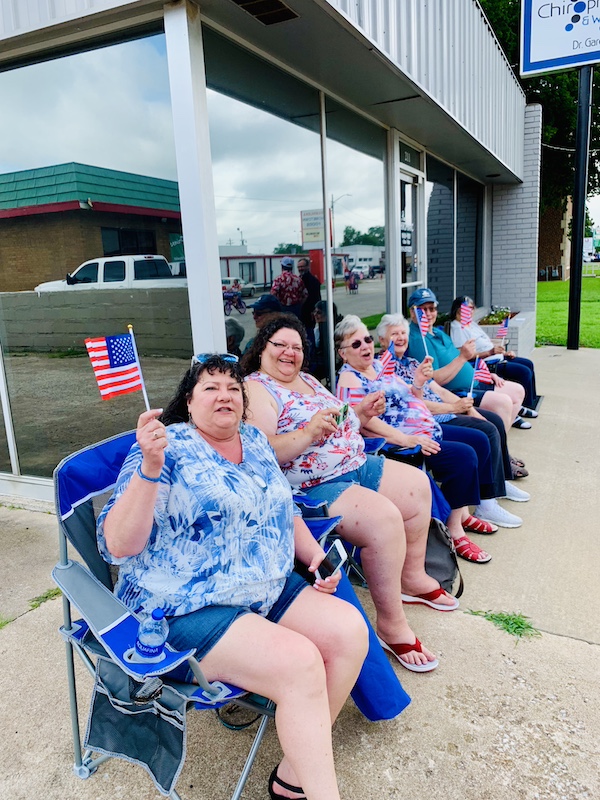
[521,0,600,76]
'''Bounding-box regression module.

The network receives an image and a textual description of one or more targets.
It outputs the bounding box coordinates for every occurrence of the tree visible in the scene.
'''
[340,225,385,247]
[479,0,600,210]
[272,243,306,255]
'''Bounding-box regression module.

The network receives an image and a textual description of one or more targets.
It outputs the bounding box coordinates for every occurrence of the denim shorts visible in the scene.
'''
[165,570,309,679]
[298,453,385,509]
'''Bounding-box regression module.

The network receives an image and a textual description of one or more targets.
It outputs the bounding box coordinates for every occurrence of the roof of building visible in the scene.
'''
[0,162,180,218]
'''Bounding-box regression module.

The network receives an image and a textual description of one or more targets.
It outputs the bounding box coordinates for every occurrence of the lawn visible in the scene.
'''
[536,278,600,348]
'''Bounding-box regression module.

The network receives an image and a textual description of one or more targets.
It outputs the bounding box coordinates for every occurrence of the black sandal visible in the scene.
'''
[268,766,306,799]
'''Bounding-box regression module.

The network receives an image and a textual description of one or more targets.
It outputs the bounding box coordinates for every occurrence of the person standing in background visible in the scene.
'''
[271,257,307,318]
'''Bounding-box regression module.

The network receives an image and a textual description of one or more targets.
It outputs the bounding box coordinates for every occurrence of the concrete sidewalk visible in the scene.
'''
[1,345,599,800]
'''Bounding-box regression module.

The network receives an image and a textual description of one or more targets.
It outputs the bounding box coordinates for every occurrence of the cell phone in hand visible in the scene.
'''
[336,402,349,426]
[315,539,347,581]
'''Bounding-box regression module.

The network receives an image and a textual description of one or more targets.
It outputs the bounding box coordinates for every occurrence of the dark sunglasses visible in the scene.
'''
[341,335,373,350]
[191,353,239,367]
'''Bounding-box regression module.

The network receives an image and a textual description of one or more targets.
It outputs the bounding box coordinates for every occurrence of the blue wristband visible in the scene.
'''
[136,463,161,483]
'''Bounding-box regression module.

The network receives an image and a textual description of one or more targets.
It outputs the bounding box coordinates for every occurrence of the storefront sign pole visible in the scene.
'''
[567,65,594,350]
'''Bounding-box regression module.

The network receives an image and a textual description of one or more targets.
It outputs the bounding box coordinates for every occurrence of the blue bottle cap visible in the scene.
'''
[151,608,165,620]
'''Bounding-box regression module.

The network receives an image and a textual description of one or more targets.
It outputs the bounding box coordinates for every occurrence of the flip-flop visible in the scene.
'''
[401,587,460,611]
[376,635,439,673]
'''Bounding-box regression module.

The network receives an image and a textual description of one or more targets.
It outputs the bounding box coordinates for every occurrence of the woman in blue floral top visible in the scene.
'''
[98,355,368,800]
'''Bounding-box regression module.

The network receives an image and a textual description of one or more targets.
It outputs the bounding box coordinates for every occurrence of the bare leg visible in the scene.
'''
[494,379,525,424]
[199,589,366,800]
[479,390,513,433]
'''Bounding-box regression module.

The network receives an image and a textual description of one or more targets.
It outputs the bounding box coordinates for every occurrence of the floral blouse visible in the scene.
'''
[97,422,298,617]
[246,370,366,488]
[338,361,443,441]
[387,354,455,423]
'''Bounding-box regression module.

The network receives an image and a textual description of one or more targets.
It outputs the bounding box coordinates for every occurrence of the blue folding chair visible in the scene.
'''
[52,432,275,799]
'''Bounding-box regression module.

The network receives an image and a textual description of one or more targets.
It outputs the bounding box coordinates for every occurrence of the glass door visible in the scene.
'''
[400,172,421,312]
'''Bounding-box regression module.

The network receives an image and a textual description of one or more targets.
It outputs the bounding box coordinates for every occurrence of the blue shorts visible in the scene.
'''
[299,453,385,508]
[166,570,309,679]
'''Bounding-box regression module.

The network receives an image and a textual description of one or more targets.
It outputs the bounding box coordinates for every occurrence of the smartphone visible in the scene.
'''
[336,402,349,426]
[315,539,348,581]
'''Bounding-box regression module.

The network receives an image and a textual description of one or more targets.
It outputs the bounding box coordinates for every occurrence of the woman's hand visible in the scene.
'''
[355,390,385,421]
[137,409,167,477]
[506,350,516,359]
[305,407,340,443]
[414,356,434,386]
[450,396,474,414]
[308,551,342,594]
[491,374,505,388]
[492,344,506,355]
[405,434,441,456]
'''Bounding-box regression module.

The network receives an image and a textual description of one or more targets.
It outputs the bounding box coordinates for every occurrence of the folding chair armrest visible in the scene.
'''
[363,437,387,455]
[53,560,194,681]
[303,515,343,545]
[292,491,330,512]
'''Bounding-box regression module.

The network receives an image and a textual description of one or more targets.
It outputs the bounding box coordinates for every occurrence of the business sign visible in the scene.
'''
[521,0,600,76]
[301,209,325,249]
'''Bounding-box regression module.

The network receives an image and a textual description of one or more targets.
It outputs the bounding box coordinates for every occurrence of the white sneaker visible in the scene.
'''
[502,482,530,502]
[474,500,522,528]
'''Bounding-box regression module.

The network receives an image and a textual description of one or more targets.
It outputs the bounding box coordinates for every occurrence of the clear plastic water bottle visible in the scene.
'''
[135,608,169,662]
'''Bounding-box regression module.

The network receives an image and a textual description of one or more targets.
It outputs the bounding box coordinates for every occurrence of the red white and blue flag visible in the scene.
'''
[416,307,430,336]
[336,386,365,406]
[460,302,473,329]
[85,333,143,400]
[496,315,509,339]
[378,340,397,377]
[473,358,494,385]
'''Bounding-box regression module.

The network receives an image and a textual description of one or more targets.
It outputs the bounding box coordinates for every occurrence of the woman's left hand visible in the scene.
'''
[308,552,341,594]
[356,390,386,420]
[491,374,505,388]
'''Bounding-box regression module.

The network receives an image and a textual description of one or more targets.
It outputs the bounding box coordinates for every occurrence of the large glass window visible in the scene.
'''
[0,34,192,479]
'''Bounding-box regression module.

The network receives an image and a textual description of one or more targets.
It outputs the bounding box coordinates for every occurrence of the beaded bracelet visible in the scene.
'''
[137,463,161,483]
[413,382,425,390]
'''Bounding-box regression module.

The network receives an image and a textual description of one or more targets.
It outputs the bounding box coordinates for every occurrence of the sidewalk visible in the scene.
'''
[1,345,599,800]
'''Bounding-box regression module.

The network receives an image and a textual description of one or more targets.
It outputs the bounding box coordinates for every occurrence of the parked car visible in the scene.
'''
[169,260,186,276]
[351,266,371,280]
[221,276,256,297]
[35,255,187,291]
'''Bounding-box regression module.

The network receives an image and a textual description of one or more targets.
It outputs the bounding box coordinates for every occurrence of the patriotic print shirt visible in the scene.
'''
[388,355,456,422]
[338,361,443,442]
[97,422,297,617]
[246,370,366,488]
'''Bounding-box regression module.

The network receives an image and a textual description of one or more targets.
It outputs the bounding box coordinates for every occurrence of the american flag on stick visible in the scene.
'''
[416,307,430,336]
[85,326,150,408]
[336,385,365,406]
[378,340,397,377]
[496,315,510,339]
[460,302,473,329]
[473,358,494,385]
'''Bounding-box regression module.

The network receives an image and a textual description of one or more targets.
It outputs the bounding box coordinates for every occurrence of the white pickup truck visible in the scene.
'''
[34,255,188,292]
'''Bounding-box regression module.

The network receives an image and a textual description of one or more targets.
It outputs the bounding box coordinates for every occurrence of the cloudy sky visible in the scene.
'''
[0,34,384,255]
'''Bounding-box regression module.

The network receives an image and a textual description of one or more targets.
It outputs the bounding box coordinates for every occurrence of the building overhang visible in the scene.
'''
[0,0,521,184]
[0,201,181,220]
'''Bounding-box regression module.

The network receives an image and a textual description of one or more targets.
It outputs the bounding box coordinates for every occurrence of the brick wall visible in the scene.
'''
[0,210,182,292]
[491,104,542,332]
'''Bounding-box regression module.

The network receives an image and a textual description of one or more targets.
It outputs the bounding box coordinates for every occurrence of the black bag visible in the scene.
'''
[425,517,464,598]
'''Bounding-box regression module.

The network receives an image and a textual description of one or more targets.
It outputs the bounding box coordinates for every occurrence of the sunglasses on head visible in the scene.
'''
[191,353,239,367]
[342,335,373,350]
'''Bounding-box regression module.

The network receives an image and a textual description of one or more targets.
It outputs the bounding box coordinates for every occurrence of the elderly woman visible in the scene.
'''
[376,313,528,529]
[335,315,497,564]
[97,354,368,800]
[449,296,539,424]
[242,314,460,676]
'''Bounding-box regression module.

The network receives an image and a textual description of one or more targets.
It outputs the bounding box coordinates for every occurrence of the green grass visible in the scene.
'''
[466,609,542,640]
[536,279,600,348]
[29,587,61,609]
[361,312,385,331]
[0,615,14,630]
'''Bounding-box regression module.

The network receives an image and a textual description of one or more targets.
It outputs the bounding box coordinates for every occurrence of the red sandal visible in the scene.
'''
[376,636,439,672]
[462,514,498,535]
[453,535,492,563]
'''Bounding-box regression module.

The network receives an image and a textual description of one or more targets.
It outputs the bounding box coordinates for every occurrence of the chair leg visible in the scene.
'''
[230,703,273,800]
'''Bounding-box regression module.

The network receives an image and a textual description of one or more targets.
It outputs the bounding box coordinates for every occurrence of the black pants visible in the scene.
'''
[441,414,505,499]
[443,410,511,488]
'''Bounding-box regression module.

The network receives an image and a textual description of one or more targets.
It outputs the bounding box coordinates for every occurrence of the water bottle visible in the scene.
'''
[134,608,169,662]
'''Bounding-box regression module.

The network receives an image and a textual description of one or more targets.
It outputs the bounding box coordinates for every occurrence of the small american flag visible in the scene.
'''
[416,307,430,336]
[496,315,509,339]
[378,340,397,377]
[473,358,494,385]
[460,302,473,329]
[336,385,365,406]
[85,333,143,400]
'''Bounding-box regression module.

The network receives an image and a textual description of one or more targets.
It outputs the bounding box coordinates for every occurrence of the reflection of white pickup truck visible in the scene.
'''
[34,255,188,292]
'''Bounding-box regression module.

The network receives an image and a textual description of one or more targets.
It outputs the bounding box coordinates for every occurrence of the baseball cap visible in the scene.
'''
[281,257,294,269]
[407,287,438,308]
[252,294,283,316]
